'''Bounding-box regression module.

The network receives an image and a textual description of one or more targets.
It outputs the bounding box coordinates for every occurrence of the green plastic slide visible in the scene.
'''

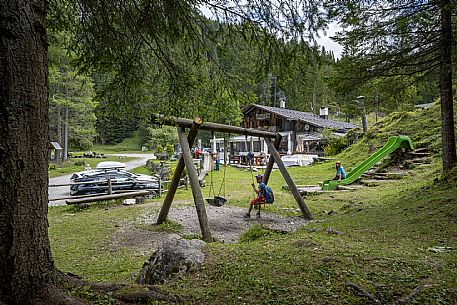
[321,135,414,191]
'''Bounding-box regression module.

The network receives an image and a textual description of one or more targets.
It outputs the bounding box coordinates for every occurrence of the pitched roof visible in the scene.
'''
[49,142,62,150]
[244,104,358,130]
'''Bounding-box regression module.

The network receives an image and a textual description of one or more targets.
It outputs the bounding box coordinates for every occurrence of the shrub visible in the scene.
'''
[146,126,178,150]
[155,144,164,153]
[165,143,174,157]
[323,136,349,156]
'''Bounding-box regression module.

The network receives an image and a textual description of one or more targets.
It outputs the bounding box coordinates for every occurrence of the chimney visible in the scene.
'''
[280,100,286,108]
[319,106,328,119]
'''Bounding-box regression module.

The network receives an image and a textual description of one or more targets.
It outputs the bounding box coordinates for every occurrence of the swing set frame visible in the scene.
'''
[154,114,312,242]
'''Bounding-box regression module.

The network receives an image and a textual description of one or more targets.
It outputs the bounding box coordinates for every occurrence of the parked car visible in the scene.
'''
[96,161,126,170]
[280,154,318,167]
[70,169,159,197]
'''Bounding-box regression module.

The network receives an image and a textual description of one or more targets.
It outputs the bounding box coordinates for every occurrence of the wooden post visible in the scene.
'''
[265,137,312,220]
[156,118,201,224]
[263,134,281,184]
[158,177,162,197]
[107,178,113,195]
[177,127,213,242]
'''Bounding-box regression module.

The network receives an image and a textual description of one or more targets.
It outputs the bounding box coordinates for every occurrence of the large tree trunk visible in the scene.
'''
[439,0,457,172]
[0,1,56,303]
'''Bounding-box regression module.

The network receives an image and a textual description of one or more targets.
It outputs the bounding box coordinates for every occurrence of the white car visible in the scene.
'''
[280,154,318,167]
[95,161,126,170]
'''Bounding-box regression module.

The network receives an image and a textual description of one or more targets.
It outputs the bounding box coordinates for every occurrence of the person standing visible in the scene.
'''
[213,149,220,171]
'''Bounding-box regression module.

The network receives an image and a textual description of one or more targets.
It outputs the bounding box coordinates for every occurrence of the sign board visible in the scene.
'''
[256,113,270,120]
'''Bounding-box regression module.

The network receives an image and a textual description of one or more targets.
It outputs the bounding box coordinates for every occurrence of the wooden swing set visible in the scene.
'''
[154,114,312,242]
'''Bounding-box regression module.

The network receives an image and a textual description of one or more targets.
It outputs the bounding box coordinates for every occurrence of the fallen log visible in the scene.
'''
[359,180,381,187]
[371,175,399,180]
[410,158,432,164]
[407,152,431,157]
[336,185,357,191]
[412,147,429,153]
[66,190,150,205]
[282,184,317,190]
[373,172,408,177]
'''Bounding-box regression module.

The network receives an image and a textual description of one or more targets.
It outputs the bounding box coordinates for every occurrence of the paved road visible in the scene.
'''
[48,153,155,206]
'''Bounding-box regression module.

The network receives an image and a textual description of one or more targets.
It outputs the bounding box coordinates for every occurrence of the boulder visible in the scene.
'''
[137,234,205,285]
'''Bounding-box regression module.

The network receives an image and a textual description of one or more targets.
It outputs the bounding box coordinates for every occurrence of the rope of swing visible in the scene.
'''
[208,131,216,198]
[246,134,257,198]
[216,134,228,198]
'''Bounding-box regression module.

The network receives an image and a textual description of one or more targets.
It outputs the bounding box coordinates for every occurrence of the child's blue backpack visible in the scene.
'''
[264,186,274,204]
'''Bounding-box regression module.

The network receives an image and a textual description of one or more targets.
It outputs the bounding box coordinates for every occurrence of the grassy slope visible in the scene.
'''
[91,131,150,154]
[48,105,457,304]
[172,168,457,304]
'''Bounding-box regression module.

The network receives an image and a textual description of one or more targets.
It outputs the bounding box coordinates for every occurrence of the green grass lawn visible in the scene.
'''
[48,107,457,304]
[48,155,137,178]
[171,164,457,304]
[90,131,149,153]
[48,156,457,304]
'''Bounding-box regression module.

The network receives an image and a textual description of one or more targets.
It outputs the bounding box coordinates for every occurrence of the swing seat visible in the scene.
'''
[205,196,227,207]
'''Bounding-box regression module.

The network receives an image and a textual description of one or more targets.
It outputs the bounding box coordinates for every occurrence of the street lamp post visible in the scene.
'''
[357,95,368,133]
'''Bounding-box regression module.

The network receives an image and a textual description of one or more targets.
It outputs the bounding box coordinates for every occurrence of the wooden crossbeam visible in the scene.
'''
[153,114,276,138]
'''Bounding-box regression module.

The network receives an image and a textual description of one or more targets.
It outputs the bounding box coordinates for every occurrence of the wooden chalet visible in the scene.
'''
[238,104,358,156]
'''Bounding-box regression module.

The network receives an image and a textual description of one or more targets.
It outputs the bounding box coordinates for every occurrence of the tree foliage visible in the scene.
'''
[48,31,97,149]
[327,0,456,170]
[146,125,179,150]
[47,1,329,118]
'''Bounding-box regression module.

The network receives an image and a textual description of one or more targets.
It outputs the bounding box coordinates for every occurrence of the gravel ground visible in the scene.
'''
[137,203,310,244]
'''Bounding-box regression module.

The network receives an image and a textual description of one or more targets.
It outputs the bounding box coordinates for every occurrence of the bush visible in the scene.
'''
[146,126,178,150]
[165,143,174,157]
[155,144,164,153]
[323,136,349,156]
[321,128,350,156]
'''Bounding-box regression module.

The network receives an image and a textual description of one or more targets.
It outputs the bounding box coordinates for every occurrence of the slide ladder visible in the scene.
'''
[321,135,414,191]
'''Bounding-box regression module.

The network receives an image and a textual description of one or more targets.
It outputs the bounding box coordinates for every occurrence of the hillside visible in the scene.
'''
[336,104,430,165]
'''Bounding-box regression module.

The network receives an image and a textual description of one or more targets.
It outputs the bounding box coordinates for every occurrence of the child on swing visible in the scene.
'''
[244,174,267,219]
